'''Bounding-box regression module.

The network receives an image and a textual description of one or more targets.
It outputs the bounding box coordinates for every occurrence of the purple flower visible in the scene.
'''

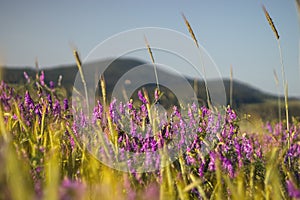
[221,156,234,178]
[39,71,45,86]
[127,99,133,110]
[286,180,300,198]
[66,130,75,150]
[201,106,209,118]
[140,104,148,118]
[154,89,160,101]
[242,136,253,160]
[23,72,30,83]
[234,138,243,167]
[49,81,55,89]
[59,177,86,200]
[172,106,180,118]
[109,98,120,123]
[266,122,273,133]
[53,100,61,116]
[93,100,103,120]
[24,91,34,110]
[208,151,216,171]
[34,103,42,120]
[47,94,52,109]
[143,183,159,200]
[138,90,148,104]
[63,98,69,110]
[227,107,237,121]
[198,159,205,177]
[287,143,300,159]
[119,101,125,115]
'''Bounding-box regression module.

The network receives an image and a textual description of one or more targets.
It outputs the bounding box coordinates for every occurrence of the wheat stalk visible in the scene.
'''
[182,13,211,108]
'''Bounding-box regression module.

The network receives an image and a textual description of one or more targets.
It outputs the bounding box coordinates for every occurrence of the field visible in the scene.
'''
[1,5,300,200]
[0,70,299,200]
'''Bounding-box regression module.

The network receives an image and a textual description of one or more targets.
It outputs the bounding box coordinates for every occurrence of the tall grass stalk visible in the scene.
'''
[230,65,233,107]
[273,69,282,123]
[262,5,290,150]
[277,41,289,131]
[44,147,60,200]
[35,57,39,80]
[295,0,300,110]
[182,13,212,108]
[6,144,34,200]
[73,49,90,115]
[144,35,160,91]
[0,101,8,143]
[193,78,198,101]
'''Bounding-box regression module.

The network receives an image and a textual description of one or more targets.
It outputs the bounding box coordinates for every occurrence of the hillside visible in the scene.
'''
[1,58,299,120]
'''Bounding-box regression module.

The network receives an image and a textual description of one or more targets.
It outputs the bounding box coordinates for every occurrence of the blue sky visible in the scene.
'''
[0,1,299,96]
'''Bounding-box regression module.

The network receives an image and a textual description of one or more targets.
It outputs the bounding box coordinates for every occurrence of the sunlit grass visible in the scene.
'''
[0,5,300,199]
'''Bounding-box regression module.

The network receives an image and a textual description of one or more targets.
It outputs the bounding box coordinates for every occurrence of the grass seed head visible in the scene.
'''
[262,5,280,40]
[182,13,199,48]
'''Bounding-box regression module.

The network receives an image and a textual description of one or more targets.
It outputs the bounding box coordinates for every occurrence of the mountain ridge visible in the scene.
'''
[0,58,298,106]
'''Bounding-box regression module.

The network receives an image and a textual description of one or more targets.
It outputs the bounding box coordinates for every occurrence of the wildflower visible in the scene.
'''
[93,100,103,120]
[53,99,61,116]
[34,103,42,120]
[63,98,69,110]
[127,99,133,110]
[109,98,120,123]
[119,101,125,115]
[227,107,237,121]
[266,122,273,133]
[65,130,75,150]
[242,136,253,160]
[143,183,159,200]
[59,177,86,200]
[286,180,300,198]
[138,90,148,104]
[47,94,52,109]
[24,91,34,110]
[39,71,45,86]
[208,151,216,171]
[198,159,205,177]
[154,89,160,101]
[201,106,209,118]
[221,156,234,178]
[23,71,30,83]
[49,81,55,89]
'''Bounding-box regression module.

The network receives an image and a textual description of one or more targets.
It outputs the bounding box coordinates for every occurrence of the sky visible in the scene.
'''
[0,1,299,97]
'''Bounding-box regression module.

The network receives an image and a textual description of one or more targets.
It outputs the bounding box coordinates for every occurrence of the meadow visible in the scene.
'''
[0,5,300,200]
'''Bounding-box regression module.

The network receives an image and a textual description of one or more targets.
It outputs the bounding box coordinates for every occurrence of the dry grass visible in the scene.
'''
[181,13,211,108]
[262,5,289,134]
[144,35,160,91]
[73,49,90,114]
[262,5,280,40]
